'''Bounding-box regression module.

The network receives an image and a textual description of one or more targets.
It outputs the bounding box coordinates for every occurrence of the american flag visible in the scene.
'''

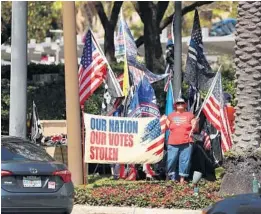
[144,116,167,156]
[184,9,215,91]
[142,118,161,142]
[201,130,211,151]
[78,30,107,106]
[202,72,232,152]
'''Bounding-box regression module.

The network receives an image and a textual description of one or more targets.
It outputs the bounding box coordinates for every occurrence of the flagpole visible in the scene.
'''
[81,107,87,184]
[120,8,130,97]
[163,63,170,89]
[173,1,182,100]
[189,65,222,136]
[121,8,128,74]
[90,29,113,69]
[120,7,132,116]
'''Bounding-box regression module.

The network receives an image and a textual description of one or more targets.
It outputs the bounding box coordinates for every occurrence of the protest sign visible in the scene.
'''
[84,113,166,164]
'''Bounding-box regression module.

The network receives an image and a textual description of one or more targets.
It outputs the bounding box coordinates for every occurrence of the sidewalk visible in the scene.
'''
[72,205,202,214]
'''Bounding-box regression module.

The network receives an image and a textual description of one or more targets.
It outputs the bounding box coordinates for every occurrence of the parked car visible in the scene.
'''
[1,136,74,213]
[202,193,261,214]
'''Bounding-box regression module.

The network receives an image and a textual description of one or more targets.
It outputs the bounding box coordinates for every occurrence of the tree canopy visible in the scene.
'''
[1,1,62,44]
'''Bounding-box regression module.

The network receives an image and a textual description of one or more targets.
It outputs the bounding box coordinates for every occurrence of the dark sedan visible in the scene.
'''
[202,193,261,214]
[1,136,74,213]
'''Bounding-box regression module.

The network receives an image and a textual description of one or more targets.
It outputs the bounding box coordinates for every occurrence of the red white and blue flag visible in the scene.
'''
[202,72,233,152]
[78,30,107,106]
[201,130,211,151]
[144,116,167,157]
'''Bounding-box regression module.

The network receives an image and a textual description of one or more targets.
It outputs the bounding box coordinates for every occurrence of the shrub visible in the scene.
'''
[74,178,223,209]
[1,63,106,135]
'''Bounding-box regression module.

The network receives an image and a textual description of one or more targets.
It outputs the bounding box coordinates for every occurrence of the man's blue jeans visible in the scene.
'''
[167,143,193,179]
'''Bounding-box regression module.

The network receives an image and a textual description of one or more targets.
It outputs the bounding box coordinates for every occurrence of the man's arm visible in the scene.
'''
[191,117,199,133]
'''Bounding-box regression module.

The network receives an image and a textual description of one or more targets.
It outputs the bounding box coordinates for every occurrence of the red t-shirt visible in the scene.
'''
[167,111,195,145]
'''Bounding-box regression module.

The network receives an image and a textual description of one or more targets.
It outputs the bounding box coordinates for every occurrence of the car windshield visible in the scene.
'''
[1,141,54,162]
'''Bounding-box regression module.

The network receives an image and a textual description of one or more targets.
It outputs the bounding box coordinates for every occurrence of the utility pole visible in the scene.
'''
[173,1,182,100]
[9,1,28,138]
[62,2,83,185]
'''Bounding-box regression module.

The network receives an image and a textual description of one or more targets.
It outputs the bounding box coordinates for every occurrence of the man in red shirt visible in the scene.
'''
[166,98,198,184]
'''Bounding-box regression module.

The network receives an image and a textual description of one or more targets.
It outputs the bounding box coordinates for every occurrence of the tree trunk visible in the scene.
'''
[94,1,123,62]
[138,2,165,74]
[135,1,213,48]
[220,1,261,195]
[104,23,116,62]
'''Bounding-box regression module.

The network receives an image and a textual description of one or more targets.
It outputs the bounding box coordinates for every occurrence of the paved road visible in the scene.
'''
[72,205,202,214]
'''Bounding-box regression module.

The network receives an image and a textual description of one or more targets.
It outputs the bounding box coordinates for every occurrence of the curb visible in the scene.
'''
[72,205,202,214]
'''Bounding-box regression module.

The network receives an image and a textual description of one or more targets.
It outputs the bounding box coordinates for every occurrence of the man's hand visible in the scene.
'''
[166,118,170,128]
[191,118,199,126]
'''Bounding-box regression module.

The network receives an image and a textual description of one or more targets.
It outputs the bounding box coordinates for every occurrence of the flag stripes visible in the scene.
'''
[201,130,211,150]
[164,74,172,92]
[202,72,232,152]
[145,116,167,156]
[79,30,107,106]
[203,96,222,129]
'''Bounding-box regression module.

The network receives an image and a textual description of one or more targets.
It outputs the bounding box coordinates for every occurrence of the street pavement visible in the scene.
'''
[72,205,202,214]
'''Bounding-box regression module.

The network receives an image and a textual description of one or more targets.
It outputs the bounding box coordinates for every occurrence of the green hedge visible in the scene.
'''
[1,62,125,81]
[1,64,106,135]
[1,64,64,81]
[1,59,236,135]
[1,63,127,135]
[1,78,104,135]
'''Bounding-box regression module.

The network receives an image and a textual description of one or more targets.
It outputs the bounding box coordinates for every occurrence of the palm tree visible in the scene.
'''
[220,1,261,195]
